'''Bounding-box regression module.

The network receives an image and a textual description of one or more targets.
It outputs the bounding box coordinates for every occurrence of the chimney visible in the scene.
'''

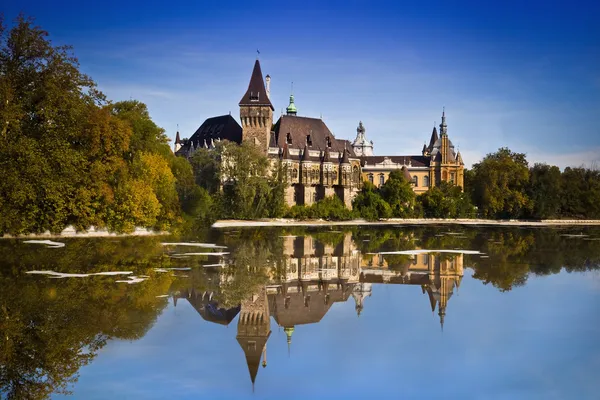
[265,74,271,99]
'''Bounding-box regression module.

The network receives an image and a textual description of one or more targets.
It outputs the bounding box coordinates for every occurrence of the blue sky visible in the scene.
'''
[5,1,600,168]
[56,269,600,399]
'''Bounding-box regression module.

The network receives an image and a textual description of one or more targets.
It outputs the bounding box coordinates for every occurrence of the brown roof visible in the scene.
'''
[272,115,355,156]
[268,284,353,327]
[361,155,430,167]
[239,59,274,111]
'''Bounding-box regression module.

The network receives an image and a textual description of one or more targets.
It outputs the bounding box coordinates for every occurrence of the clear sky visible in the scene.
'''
[4,0,600,168]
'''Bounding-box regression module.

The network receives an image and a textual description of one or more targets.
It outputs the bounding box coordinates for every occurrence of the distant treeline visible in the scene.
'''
[1,16,599,235]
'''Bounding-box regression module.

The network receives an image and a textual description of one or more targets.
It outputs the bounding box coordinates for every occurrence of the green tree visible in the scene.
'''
[352,181,391,221]
[418,182,475,218]
[470,148,532,219]
[527,163,562,219]
[380,170,416,217]
[560,167,600,219]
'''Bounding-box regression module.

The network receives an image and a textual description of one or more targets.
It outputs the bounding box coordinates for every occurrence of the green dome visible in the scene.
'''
[286,94,297,115]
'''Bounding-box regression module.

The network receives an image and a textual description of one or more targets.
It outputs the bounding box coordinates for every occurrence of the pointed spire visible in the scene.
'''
[301,144,309,161]
[456,150,464,165]
[439,307,446,332]
[440,107,448,136]
[428,125,439,150]
[341,147,350,164]
[239,59,274,110]
[175,128,181,144]
[284,326,294,358]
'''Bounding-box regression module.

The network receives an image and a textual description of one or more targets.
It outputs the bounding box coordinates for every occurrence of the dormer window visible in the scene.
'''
[326,136,331,148]
[306,135,312,146]
[250,91,259,101]
[286,132,292,145]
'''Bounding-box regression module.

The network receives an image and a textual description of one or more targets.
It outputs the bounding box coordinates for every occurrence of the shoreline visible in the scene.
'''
[212,218,600,228]
[1,226,169,240]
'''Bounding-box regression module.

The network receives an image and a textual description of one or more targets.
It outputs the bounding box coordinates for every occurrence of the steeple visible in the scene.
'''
[440,107,448,136]
[286,93,297,116]
[352,121,374,157]
[174,126,182,153]
[341,147,350,164]
[284,326,294,357]
[239,59,275,154]
[236,288,271,388]
[239,59,274,110]
[427,125,439,150]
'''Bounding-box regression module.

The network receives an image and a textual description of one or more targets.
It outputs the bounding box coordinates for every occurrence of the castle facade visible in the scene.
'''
[175,59,465,207]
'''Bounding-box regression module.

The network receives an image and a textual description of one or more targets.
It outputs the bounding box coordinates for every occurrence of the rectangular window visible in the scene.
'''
[307,135,312,146]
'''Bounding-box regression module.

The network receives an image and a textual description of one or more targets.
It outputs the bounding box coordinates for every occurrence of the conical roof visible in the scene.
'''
[427,126,439,150]
[239,59,274,110]
[175,131,181,144]
[341,148,350,164]
[301,144,309,161]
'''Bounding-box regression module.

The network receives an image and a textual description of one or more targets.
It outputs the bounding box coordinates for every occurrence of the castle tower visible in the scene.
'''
[440,109,449,164]
[352,121,374,157]
[174,130,182,153]
[286,89,297,116]
[239,59,274,154]
[236,287,271,388]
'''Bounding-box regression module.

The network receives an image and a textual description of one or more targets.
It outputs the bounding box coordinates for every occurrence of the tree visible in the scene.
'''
[379,170,416,217]
[560,167,600,219]
[418,182,475,218]
[352,181,392,221]
[470,148,532,219]
[527,163,562,219]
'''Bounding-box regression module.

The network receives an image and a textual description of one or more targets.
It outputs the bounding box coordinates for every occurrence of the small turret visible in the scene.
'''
[174,130,182,153]
[286,93,297,116]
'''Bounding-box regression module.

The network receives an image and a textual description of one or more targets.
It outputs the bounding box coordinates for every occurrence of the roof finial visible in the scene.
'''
[256,49,260,59]
[291,81,294,95]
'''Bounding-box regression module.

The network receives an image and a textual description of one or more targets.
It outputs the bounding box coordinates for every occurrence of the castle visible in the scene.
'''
[175,58,465,206]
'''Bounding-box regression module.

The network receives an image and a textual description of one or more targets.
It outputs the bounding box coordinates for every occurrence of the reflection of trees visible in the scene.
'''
[0,238,174,399]
[466,230,535,292]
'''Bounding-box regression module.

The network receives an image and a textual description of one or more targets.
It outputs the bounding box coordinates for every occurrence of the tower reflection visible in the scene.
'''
[171,232,463,387]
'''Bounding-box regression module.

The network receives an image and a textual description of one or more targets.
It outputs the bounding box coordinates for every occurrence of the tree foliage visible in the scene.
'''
[470,148,532,219]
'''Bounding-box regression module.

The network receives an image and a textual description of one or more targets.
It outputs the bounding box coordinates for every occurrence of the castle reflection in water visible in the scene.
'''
[172,233,463,387]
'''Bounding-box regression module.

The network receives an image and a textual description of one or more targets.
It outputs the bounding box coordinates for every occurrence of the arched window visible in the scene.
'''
[442,171,448,181]
[412,176,418,187]
[450,172,455,183]
[379,174,385,187]
[423,176,430,187]
[368,174,374,184]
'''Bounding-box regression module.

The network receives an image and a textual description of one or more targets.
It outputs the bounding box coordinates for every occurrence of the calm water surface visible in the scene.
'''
[1,226,599,399]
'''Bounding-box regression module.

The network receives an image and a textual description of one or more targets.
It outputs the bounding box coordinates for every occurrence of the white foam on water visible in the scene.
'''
[203,263,226,268]
[368,249,484,255]
[23,240,65,248]
[156,295,169,298]
[161,242,227,249]
[154,268,169,273]
[26,270,133,278]
[116,276,147,284]
[561,234,589,238]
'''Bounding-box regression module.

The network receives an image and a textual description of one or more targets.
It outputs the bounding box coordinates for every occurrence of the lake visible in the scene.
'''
[1,226,599,399]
